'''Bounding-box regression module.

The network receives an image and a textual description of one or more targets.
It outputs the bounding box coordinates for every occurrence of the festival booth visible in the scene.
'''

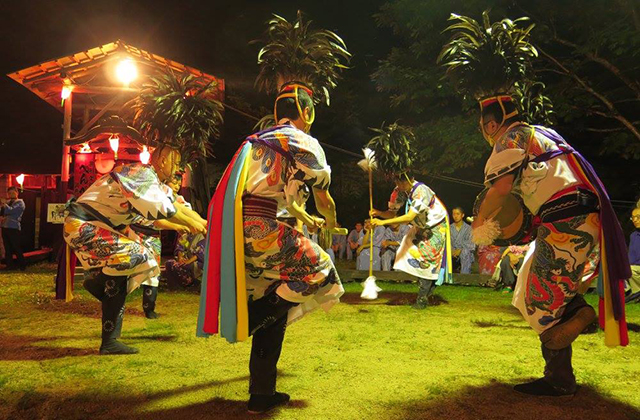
[7,40,224,300]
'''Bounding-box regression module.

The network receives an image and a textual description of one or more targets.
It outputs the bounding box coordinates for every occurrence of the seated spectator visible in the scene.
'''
[627,207,640,303]
[493,245,530,293]
[332,222,347,260]
[450,207,475,274]
[306,223,336,264]
[477,244,504,275]
[356,220,385,271]
[347,222,364,260]
[165,232,206,288]
[380,223,409,271]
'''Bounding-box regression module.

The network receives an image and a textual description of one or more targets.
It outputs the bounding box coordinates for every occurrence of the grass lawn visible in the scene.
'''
[0,264,638,420]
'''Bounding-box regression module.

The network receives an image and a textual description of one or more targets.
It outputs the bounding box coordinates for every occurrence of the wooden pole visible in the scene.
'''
[60,92,72,201]
[368,169,373,278]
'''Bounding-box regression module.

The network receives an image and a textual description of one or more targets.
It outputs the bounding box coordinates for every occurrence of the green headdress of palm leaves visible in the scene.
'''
[437,11,538,100]
[128,71,224,164]
[366,122,416,177]
[512,80,554,126]
[254,10,351,105]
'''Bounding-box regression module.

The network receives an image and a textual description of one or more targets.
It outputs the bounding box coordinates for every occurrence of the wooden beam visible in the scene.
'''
[70,85,139,95]
[75,95,122,137]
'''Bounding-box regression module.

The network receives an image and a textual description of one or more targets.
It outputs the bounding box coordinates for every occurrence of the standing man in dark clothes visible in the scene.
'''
[1,186,26,271]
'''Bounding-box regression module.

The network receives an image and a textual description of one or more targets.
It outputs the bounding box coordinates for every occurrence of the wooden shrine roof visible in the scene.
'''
[7,39,225,110]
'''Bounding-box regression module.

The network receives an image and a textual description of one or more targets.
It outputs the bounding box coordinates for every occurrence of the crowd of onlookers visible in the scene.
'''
[310,202,640,302]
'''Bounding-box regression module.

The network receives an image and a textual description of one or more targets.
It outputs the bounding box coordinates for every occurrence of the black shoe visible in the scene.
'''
[247,392,290,414]
[99,340,139,355]
[145,311,159,319]
[411,299,428,310]
[514,378,576,397]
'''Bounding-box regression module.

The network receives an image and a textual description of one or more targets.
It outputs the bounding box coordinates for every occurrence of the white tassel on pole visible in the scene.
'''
[471,218,502,246]
[358,148,381,300]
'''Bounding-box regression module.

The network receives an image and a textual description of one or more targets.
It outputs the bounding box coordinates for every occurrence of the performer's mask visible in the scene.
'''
[275,83,315,132]
[479,95,518,146]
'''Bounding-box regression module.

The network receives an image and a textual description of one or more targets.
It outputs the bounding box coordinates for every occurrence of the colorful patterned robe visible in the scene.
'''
[242,125,343,324]
[485,123,628,346]
[389,182,450,281]
[63,164,176,293]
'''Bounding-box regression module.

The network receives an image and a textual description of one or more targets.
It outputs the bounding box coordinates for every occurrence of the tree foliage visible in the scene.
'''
[438,11,537,100]
[253,10,352,105]
[373,0,640,173]
[366,122,416,177]
[127,71,224,164]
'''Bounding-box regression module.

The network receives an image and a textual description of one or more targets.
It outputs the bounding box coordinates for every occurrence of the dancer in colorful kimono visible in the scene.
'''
[450,207,475,274]
[439,11,629,396]
[137,177,205,318]
[64,146,206,354]
[356,220,385,271]
[380,223,410,271]
[371,175,452,309]
[198,84,343,414]
[472,96,629,396]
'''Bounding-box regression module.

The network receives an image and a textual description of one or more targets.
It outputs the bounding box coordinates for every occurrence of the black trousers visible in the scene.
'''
[539,294,590,392]
[84,273,128,343]
[499,256,523,288]
[101,275,128,344]
[142,285,158,313]
[248,293,298,395]
[2,228,25,269]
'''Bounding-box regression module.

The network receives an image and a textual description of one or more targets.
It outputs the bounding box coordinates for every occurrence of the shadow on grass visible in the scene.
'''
[388,382,640,420]
[127,334,178,342]
[627,322,640,333]
[472,320,530,330]
[36,297,145,319]
[0,333,96,361]
[7,377,308,420]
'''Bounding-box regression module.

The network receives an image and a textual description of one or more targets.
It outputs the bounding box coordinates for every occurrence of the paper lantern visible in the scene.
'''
[140,145,150,164]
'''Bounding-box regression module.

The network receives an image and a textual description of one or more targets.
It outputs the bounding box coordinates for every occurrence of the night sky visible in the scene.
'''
[0,0,636,229]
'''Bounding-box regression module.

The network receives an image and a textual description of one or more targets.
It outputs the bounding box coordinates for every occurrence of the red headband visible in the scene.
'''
[280,82,314,97]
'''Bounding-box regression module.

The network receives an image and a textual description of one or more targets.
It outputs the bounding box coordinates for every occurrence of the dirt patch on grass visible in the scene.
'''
[36,298,145,319]
[0,333,95,361]
[340,291,415,305]
[340,292,448,307]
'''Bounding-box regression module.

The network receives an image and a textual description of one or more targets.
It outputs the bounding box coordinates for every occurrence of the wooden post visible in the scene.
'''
[60,92,72,201]
[368,169,373,278]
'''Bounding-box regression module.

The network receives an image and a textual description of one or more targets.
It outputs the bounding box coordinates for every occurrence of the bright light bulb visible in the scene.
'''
[61,86,72,100]
[115,59,138,85]
[16,174,25,186]
[109,135,120,160]
[79,143,92,154]
[140,145,150,164]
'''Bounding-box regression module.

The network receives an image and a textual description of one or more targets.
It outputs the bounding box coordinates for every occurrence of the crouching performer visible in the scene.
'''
[64,146,205,354]
[439,11,630,396]
[473,97,629,396]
